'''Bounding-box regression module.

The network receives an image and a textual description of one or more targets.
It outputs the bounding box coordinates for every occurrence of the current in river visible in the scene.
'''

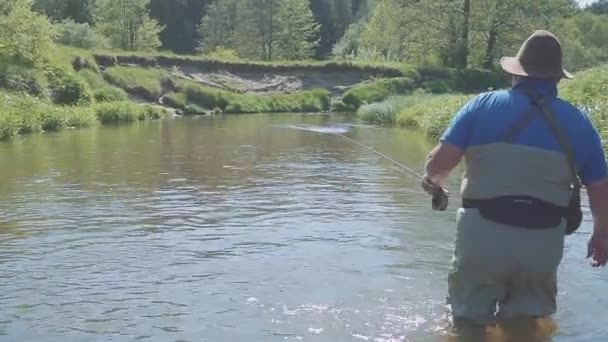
[0,113,606,342]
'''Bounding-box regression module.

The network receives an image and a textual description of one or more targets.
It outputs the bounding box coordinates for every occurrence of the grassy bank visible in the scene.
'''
[336,68,505,112]
[170,80,331,114]
[0,92,168,141]
[358,65,608,146]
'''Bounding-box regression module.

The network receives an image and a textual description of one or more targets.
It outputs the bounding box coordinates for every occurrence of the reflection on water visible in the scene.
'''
[0,113,607,341]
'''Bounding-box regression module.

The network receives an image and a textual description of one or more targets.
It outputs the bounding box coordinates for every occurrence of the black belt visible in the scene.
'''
[461,196,568,229]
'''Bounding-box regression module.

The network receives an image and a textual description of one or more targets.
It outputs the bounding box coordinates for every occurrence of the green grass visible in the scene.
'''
[77,69,129,102]
[0,92,99,140]
[357,92,472,139]
[560,65,608,145]
[395,94,473,139]
[0,62,49,97]
[173,80,331,114]
[93,101,168,124]
[93,52,420,78]
[358,93,437,126]
[360,65,608,145]
[0,91,167,141]
[340,77,417,112]
[104,66,167,101]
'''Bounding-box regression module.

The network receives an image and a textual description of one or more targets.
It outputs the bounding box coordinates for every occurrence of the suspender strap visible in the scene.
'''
[518,87,582,196]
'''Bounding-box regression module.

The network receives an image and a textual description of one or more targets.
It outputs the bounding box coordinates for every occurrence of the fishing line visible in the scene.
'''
[338,134,425,179]
[274,123,432,196]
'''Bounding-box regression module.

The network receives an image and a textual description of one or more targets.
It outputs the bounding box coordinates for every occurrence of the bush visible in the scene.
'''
[340,77,416,111]
[0,63,48,97]
[203,47,241,61]
[358,94,436,126]
[417,66,507,94]
[39,107,66,132]
[93,102,167,124]
[53,19,109,49]
[395,94,473,139]
[93,101,143,124]
[94,87,129,102]
[47,66,93,106]
[63,106,98,128]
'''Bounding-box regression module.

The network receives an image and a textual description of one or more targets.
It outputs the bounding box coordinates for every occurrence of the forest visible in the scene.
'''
[15,0,608,71]
[0,0,607,143]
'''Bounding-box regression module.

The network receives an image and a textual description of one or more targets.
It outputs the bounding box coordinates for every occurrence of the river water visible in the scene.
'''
[0,113,606,342]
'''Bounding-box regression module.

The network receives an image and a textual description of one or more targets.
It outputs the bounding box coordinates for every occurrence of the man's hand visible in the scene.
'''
[421,175,441,195]
[587,230,608,267]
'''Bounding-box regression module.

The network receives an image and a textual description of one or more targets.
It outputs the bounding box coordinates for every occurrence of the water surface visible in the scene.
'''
[0,113,606,342]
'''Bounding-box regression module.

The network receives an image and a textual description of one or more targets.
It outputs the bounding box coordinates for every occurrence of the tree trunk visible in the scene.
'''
[483,26,498,69]
[268,0,274,61]
[457,0,470,68]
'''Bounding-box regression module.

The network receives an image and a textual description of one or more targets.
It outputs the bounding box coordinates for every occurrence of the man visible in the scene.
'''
[421,30,608,337]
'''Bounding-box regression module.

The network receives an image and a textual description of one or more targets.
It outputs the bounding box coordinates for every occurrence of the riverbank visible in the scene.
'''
[358,65,608,148]
[0,44,506,141]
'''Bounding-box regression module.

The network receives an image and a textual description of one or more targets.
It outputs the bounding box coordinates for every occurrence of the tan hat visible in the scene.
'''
[500,30,573,80]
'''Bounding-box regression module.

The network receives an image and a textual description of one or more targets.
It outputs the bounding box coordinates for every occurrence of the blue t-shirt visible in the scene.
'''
[440,78,608,186]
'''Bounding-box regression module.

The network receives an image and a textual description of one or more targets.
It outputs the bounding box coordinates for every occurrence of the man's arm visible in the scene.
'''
[420,95,480,192]
[580,125,608,267]
[423,142,465,188]
[586,178,608,267]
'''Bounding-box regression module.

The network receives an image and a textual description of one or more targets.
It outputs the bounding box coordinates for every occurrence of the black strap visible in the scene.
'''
[502,105,539,142]
[518,87,582,193]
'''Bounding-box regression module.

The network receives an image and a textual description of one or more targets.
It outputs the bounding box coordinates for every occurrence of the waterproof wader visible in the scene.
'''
[448,140,571,325]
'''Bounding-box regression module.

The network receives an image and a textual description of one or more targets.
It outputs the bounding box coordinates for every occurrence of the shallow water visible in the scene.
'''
[0,113,606,342]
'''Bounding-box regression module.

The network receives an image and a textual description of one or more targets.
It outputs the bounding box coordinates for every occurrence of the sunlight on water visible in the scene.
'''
[272,123,353,135]
[0,114,606,341]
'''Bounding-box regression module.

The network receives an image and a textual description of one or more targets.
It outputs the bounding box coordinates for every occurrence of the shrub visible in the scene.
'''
[93,102,167,124]
[340,77,416,111]
[63,107,98,128]
[0,63,48,97]
[53,19,109,49]
[47,66,93,106]
[395,94,473,139]
[93,101,143,124]
[417,66,507,94]
[94,87,129,102]
[39,106,66,132]
[203,47,241,61]
[358,94,436,126]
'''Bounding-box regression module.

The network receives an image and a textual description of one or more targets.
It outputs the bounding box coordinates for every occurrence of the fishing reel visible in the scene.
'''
[422,176,449,211]
[432,187,450,211]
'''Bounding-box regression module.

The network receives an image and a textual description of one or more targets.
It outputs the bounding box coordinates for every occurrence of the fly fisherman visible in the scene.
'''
[421,30,608,338]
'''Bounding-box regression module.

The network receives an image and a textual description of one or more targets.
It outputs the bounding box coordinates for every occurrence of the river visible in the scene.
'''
[0,113,606,342]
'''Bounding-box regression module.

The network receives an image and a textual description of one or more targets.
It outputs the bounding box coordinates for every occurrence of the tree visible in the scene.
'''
[197,0,238,54]
[587,0,608,14]
[275,0,321,59]
[0,0,56,66]
[148,0,211,54]
[94,0,164,51]
[33,0,96,24]
[310,0,355,57]
[198,0,319,61]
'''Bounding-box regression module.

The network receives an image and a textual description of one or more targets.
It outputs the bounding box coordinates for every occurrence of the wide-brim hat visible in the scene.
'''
[500,30,573,80]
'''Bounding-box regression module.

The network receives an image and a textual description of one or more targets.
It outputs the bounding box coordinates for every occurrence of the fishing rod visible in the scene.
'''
[277,123,450,211]
[338,133,450,212]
